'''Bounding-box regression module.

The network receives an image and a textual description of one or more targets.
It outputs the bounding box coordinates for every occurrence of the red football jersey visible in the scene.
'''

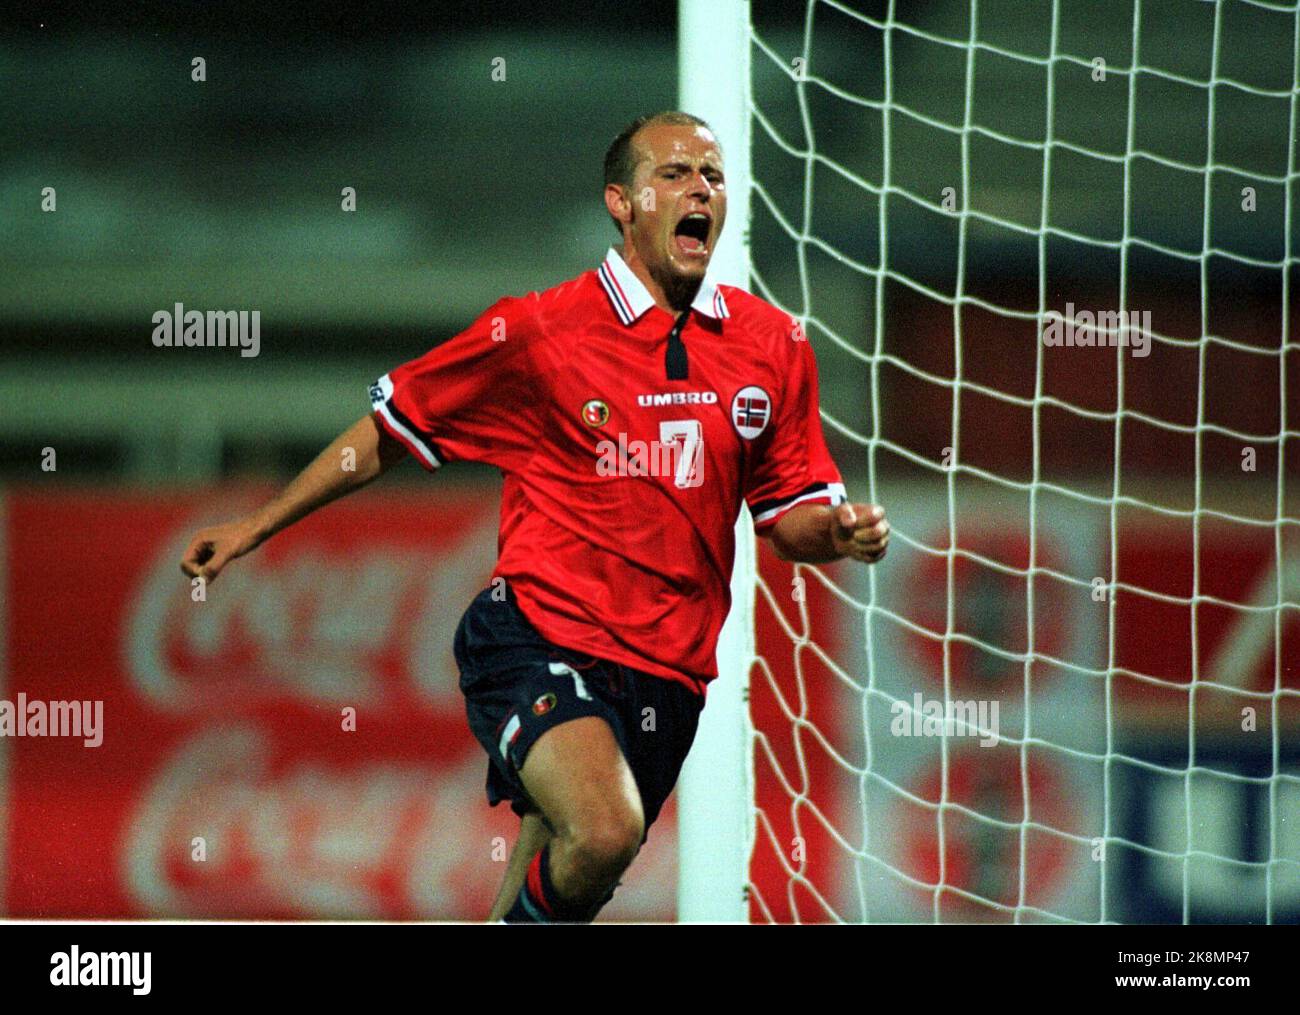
[370,248,844,693]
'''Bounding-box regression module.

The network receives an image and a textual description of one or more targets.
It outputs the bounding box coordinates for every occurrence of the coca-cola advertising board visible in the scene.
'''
[0,487,678,920]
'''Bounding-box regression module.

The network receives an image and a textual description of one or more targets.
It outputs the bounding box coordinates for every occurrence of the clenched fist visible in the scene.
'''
[179,517,264,583]
[830,502,889,563]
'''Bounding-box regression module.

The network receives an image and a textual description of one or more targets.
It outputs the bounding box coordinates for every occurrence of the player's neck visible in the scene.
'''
[618,243,701,316]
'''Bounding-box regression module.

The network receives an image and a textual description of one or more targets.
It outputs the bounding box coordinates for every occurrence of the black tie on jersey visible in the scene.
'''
[665,309,690,380]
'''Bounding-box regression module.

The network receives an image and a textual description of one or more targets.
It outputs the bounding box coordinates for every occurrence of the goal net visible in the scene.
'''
[683,0,1300,924]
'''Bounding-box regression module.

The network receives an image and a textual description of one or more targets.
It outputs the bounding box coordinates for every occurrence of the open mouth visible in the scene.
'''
[674,212,710,256]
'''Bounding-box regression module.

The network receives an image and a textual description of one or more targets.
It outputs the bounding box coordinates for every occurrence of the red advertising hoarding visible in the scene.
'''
[6,487,1292,922]
[1,487,677,920]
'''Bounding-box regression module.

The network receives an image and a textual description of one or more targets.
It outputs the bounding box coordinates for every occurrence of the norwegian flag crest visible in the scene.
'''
[731,385,772,440]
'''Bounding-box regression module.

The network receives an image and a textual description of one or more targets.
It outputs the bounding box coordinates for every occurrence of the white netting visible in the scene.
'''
[743,0,1300,923]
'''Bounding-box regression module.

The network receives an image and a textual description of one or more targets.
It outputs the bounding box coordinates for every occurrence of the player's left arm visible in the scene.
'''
[767,500,889,564]
[748,315,889,565]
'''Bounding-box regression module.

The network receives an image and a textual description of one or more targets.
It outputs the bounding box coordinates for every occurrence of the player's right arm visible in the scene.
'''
[179,413,407,582]
[181,292,538,583]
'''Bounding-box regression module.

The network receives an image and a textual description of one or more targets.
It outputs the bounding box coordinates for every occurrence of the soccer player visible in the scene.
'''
[179,111,890,923]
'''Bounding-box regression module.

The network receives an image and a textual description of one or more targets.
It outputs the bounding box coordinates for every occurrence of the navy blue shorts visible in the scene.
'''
[454,582,705,833]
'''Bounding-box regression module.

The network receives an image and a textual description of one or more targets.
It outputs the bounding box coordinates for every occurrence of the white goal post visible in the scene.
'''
[676,0,756,923]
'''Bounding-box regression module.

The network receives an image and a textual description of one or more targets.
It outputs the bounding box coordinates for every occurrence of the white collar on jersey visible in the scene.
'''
[597,246,730,327]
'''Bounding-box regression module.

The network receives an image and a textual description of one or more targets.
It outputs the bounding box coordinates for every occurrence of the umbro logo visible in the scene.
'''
[637,391,718,407]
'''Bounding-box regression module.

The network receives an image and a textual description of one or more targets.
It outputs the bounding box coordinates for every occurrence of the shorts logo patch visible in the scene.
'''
[533,692,558,716]
[582,399,610,428]
[731,385,772,440]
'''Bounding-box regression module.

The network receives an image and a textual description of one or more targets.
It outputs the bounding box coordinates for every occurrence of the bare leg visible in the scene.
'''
[516,716,643,914]
[488,811,552,922]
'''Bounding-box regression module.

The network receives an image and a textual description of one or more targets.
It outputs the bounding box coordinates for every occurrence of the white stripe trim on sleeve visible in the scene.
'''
[752,483,845,526]
[369,373,442,469]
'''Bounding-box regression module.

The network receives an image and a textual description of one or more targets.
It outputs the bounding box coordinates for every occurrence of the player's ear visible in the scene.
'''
[604,183,632,229]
